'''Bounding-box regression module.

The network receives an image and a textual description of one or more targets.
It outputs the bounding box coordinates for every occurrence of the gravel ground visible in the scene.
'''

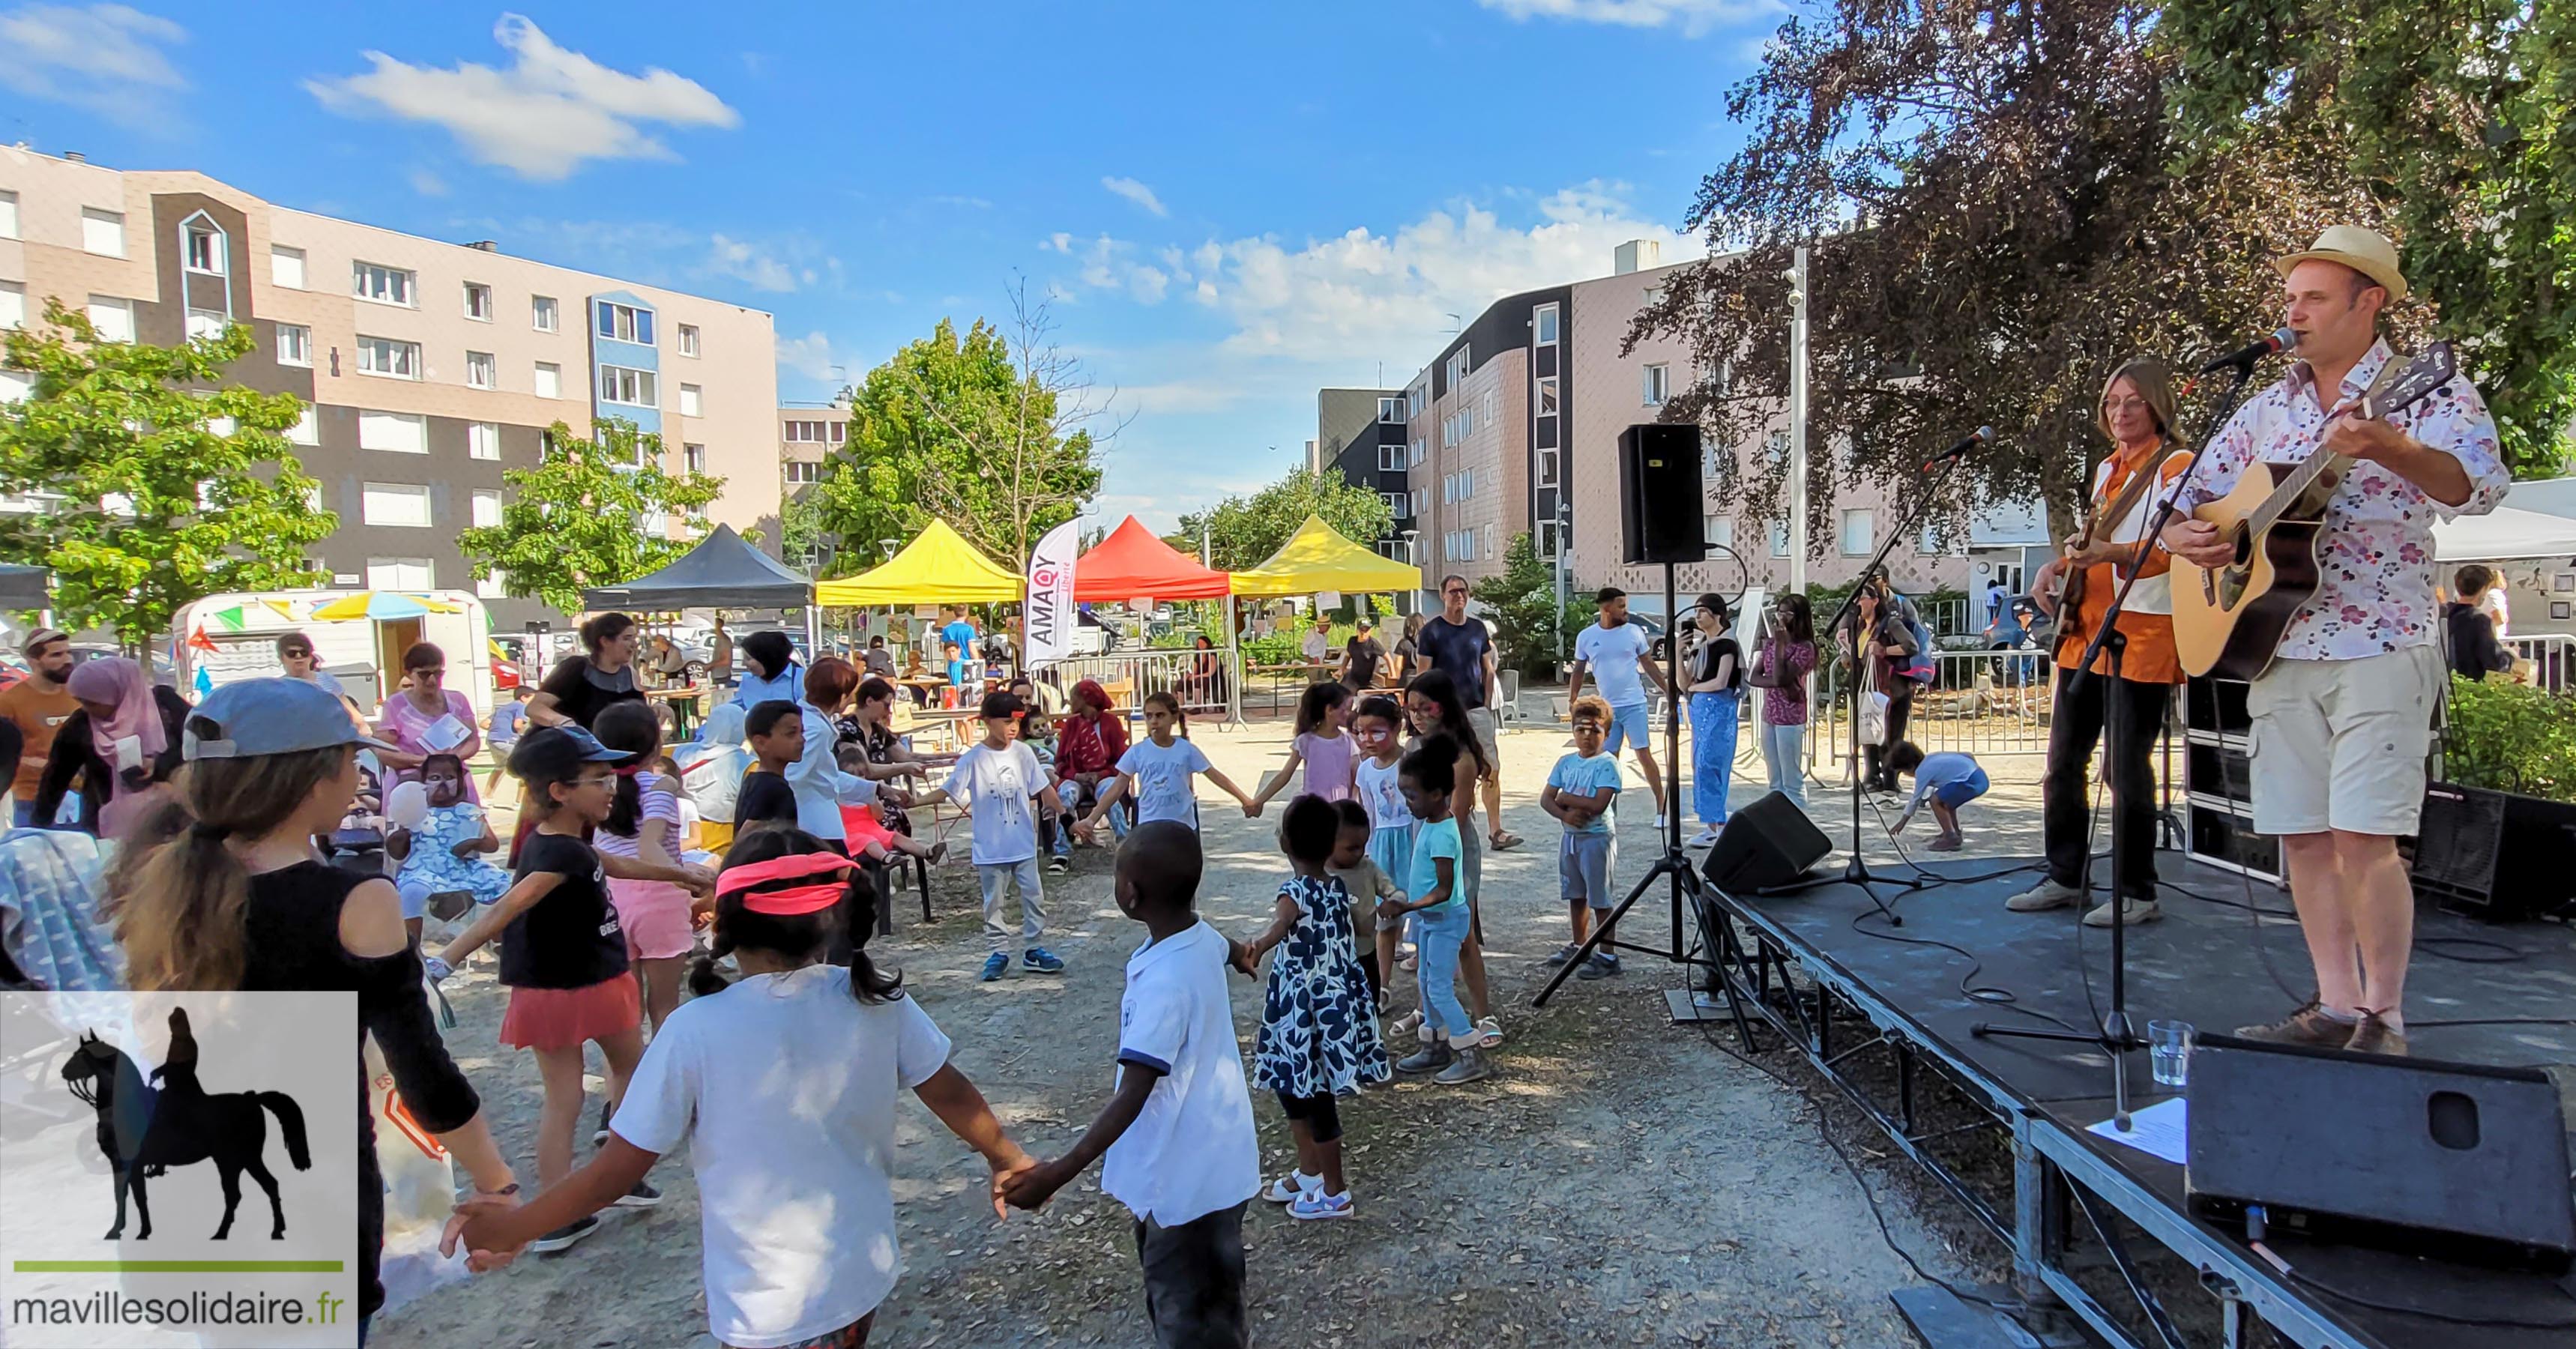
[372,712,2036,1348]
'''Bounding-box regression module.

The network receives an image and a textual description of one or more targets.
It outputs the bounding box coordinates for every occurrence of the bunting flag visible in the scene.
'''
[186,626,220,653]
[262,599,298,620]
[212,605,246,631]
[193,665,214,697]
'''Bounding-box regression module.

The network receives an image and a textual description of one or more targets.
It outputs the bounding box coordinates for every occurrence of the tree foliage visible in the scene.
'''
[2159,0,2576,478]
[455,418,724,614]
[0,303,336,645]
[1471,532,1587,677]
[807,286,1109,574]
[1644,0,2374,546]
[1173,466,1396,573]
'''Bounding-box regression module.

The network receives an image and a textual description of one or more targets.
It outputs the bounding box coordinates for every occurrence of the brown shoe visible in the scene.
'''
[2344,1011,2409,1057]
[2233,999,2353,1048]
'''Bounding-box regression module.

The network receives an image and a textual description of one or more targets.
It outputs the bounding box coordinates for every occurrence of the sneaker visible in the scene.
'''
[1398,954,1418,973]
[1262,1171,1321,1204]
[980,953,1010,983]
[1541,943,1581,968]
[1022,947,1065,974]
[1394,1042,1454,1075]
[2006,878,2084,913]
[592,1099,611,1145]
[1047,854,1070,875]
[1434,1048,1491,1085]
[614,1180,661,1209]
[2081,896,2162,928]
[1473,1015,1503,1045]
[1926,834,1964,852]
[1687,828,1722,849]
[2234,998,2354,1048]
[530,1215,601,1253]
[1288,1189,1355,1221]
[1577,952,1620,980]
[2345,1011,2409,1057]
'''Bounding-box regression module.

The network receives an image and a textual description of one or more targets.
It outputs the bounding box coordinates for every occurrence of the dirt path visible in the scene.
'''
[373,716,2018,1348]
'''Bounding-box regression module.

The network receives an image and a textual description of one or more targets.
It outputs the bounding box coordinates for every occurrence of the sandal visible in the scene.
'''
[1488,830,1524,851]
[926,840,950,866]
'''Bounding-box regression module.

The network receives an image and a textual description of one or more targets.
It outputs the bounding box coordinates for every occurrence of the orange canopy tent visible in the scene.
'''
[1073,516,1231,600]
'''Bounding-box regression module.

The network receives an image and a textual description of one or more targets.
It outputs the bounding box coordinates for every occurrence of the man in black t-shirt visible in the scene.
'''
[1340,618,1387,690]
[1411,573,1519,849]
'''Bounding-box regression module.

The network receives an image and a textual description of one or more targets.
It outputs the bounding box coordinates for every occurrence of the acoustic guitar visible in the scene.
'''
[2034,453,2165,651]
[2169,342,2459,681]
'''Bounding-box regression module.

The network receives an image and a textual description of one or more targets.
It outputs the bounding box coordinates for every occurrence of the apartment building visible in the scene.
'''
[1326,239,2042,618]
[779,400,851,488]
[1310,388,1411,555]
[0,146,782,627]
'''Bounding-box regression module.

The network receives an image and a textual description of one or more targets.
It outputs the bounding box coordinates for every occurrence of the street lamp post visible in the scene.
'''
[1553,499,1572,669]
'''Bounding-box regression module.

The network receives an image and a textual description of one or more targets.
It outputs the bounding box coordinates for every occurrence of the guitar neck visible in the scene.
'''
[2248,444,2355,537]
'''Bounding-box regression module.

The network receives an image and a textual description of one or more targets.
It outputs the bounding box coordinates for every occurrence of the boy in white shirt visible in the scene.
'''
[1004,821,1261,1348]
[911,690,1062,982]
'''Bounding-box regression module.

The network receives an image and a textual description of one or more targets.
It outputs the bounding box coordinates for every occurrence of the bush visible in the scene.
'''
[2442,675,2576,800]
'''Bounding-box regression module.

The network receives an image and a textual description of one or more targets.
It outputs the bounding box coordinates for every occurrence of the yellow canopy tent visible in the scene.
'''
[813,519,1022,606]
[1231,515,1423,596]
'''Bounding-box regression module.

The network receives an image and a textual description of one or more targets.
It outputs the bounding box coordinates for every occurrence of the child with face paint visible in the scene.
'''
[387,751,508,946]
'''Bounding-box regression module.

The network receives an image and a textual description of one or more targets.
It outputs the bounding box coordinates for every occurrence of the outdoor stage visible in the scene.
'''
[1693,851,2576,1349]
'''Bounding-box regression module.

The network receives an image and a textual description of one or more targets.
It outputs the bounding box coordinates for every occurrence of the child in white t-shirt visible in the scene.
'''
[1077,691,1255,839]
[1003,821,1261,1348]
[444,827,1034,1348]
[910,689,1062,983]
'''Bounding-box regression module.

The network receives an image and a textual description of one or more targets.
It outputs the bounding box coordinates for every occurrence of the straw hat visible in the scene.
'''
[2275,225,2407,302]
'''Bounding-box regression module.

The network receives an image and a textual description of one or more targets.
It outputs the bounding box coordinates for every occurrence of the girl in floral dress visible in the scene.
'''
[1240,793,1390,1221]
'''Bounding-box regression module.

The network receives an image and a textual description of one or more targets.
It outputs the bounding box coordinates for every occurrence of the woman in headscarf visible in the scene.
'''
[1044,679,1129,868]
[729,630,803,712]
[33,657,188,839]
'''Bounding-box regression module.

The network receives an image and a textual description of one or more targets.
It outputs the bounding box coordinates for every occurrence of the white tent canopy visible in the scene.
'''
[2432,504,2576,562]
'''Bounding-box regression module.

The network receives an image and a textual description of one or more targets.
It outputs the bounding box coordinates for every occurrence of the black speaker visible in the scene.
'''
[2186,1035,2576,1273]
[1701,791,1831,892]
[2412,782,2576,921]
[1619,423,1707,564]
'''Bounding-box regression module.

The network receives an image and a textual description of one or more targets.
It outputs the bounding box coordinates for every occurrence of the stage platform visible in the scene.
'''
[1694,851,2576,1349]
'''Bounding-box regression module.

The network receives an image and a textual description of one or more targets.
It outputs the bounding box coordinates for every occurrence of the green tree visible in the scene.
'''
[0,302,335,646]
[456,418,724,614]
[809,284,1109,571]
[2160,0,2576,477]
[1173,467,1396,573]
[1471,532,1586,678]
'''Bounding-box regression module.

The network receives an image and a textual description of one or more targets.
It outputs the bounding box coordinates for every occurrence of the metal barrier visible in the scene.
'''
[1809,647,2056,766]
[2506,633,2575,692]
[1043,649,1239,717]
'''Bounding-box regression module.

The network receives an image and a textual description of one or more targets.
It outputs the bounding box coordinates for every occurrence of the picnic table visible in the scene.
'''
[645,685,707,740]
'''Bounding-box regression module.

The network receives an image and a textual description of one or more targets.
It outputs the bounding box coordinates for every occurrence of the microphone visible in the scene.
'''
[2197,327,2298,375]
[1920,426,1993,471]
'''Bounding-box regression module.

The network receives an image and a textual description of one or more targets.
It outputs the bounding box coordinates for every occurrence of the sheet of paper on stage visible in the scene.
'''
[2087,1096,2187,1165]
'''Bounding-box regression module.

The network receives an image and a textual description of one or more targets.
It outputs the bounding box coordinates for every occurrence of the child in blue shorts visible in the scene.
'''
[1541,695,1624,979]
[1887,741,1988,852]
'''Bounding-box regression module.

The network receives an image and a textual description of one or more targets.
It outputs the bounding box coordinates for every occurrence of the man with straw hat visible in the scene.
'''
[2162,225,2509,1056]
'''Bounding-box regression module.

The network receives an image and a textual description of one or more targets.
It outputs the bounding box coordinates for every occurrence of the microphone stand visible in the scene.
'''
[1755,440,1979,922]
[1973,355,2264,1131]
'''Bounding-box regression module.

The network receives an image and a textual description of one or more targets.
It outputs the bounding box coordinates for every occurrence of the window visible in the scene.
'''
[1384,491,1406,516]
[599,364,658,407]
[471,489,502,529]
[274,322,311,366]
[1538,447,1560,487]
[1839,507,1874,556]
[1411,487,1427,516]
[0,190,16,239]
[684,442,706,474]
[1378,396,1402,423]
[1918,524,1943,555]
[1767,429,1789,463]
[1644,286,1665,307]
[464,351,495,388]
[784,420,831,443]
[287,406,319,445]
[1444,346,1471,388]
[352,262,414,307]
[678,323,700,357]
[367,558,434,591]
[1378,442,1405,471]
[184,225,223,275]
[1409,439,1426,468]
[477,569,506,600]
[532,295,558,332]
[1706,516,1735,549]
[0,282,23,331]
[678,383,702,417]
[82,208,124,258]
[358,410,428,453]
[186,308,225,340]
[1770,520,1791,558]
[271,245,305,289]
[1485,523,1494,560]
[533,362,562,399]
[361,481,432,528]
[1642,363,1669,406]
[463,283,493,322]
[86,296,134,342]
[1537,377,1559,416]
[597,301,654,345]
[0,368,27,404]
[357,336,421,379]
[1408,384,1426,417]
[784,460,822,485]
[1534,303,1559,345]
[205,414,237,438]
[468,421,501,460]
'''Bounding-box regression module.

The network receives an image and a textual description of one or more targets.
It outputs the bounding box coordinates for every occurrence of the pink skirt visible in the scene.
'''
[609,875,696,961]
[498,976,640,1051]
[840,804,901,855]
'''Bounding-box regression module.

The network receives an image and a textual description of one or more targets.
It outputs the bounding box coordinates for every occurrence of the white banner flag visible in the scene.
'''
[1025,519,1081,669]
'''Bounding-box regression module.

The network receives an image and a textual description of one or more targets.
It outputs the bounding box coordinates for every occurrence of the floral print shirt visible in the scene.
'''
[2168,339,2508,662]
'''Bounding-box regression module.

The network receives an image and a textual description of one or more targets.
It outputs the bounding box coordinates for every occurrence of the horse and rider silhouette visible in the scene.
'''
[58,1008,312,1241]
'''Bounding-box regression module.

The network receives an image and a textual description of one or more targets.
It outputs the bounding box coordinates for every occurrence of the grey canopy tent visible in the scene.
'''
[579,524,811,611]
[0,564,49,611]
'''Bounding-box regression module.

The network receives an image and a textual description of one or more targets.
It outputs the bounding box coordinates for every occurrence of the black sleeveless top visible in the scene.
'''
[244,861,480,1321]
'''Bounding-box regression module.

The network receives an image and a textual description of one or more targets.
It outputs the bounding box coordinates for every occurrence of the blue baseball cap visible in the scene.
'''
[183,677,398,761]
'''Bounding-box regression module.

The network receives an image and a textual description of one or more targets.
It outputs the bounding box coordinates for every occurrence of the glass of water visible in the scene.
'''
[2148,1019,2195,1088]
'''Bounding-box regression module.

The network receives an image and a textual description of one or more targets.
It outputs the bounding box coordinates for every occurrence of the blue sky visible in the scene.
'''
[0,1,1782,531]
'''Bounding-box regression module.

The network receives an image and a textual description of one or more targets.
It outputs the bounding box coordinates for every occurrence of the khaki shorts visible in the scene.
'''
[2246,646,2441,837]
[1465,707,1501,779]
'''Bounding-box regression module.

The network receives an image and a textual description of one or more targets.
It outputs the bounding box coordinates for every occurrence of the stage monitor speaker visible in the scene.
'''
[1701,791,1831,892]
[2412,782,2576,922]
[1619,423,1707,564]
[2186,1034,2576,1273]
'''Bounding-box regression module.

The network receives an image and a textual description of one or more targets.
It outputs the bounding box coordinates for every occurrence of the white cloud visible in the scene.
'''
[306,13,740,181]
[1476,0,1779,37]
[775,331,841,382]
[0,3,187,128]
[706,234,799,292]
[407,167,448,197]
[1102,176,1170,218]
